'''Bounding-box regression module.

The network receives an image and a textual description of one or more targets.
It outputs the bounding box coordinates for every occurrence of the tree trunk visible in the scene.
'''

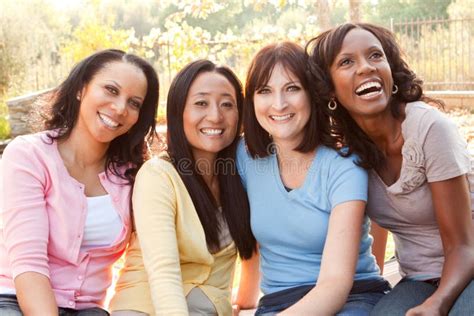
[349,0,361,22]
[316,0,331,31]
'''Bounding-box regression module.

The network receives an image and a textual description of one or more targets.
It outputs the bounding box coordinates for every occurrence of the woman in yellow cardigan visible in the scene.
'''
[109,60,257,316]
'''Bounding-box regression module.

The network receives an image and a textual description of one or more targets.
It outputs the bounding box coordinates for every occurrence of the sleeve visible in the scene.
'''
[236,138,248,190]
[422,112,470,182]
[132,159,188,316]
[1,138,50,279]
[327,153,368,209]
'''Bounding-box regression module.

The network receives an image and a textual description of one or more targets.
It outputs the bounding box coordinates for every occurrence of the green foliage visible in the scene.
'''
[0,97,11,140]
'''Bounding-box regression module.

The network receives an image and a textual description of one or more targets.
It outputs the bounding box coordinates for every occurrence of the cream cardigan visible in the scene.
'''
[109,154,237,316]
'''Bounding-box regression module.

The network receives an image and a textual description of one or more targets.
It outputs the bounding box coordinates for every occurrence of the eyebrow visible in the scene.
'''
[192,92,235,98]
[338,45,382,56]
[106,80,122,88]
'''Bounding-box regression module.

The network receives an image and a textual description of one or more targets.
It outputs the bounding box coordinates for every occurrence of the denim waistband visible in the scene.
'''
[259,278,391,308]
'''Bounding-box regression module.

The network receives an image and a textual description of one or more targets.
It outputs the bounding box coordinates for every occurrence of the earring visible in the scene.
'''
[392,84,398,94]
[328,98,337,111]
[76,93,81,101]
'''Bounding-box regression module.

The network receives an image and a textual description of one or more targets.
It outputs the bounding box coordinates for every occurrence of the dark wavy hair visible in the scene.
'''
[306,22,443,170]
[166,59,256,259]
[244,42,333,158]
[44,49,159,183]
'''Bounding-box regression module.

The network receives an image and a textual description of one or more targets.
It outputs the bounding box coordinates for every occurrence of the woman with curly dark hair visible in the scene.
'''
[307,23,474,315]
[0,49,159,315]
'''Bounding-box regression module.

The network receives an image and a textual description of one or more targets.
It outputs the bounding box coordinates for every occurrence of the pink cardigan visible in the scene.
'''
[0,131,132,309]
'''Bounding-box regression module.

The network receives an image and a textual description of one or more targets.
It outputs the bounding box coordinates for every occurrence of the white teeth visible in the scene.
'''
[98,113,119,128]
[201,128,223,135]
[355,81,381,94]
[363,91,381,98]
[270,114,293,121]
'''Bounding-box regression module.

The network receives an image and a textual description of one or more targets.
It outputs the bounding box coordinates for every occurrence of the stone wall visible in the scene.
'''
[6,89,54,138]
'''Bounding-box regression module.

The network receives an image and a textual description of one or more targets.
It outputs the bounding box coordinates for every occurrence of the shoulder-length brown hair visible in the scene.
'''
[243,41,332,158]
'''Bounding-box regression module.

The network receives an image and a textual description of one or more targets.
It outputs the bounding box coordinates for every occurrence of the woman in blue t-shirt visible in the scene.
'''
[233,42,390,315]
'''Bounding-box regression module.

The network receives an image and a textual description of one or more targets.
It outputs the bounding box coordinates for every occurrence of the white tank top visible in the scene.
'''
[80,194,122,250]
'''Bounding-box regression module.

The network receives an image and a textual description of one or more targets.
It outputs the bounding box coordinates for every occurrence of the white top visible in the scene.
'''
[80,195,122,250]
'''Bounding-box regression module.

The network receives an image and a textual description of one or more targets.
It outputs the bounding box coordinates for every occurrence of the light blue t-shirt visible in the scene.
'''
[236,139,381,295]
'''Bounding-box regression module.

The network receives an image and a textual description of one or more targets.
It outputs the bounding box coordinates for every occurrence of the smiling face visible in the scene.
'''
[183,71,239,161]
[253,63,311,147]
[76,61,147,144]
[329,28,394,121]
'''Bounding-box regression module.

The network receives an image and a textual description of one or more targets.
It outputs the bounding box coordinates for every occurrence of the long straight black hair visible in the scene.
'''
[166,60,256,259]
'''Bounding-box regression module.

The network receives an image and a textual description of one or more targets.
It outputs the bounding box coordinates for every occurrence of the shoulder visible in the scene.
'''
[404,101,455,133]
[319,146,361,169]
[236,138,251,161]
[137,153,178,180]
[2,131,54,166]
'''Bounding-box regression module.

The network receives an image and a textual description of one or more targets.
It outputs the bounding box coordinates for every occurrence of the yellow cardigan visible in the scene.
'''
[109,154,237,316]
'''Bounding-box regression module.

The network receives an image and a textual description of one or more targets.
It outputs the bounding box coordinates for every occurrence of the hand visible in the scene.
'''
[232,304,240,316]
[406,300,445,316]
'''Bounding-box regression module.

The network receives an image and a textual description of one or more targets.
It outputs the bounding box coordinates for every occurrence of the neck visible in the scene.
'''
[274,140,316,170]
[353,109,404,155]
[58,127,109,169]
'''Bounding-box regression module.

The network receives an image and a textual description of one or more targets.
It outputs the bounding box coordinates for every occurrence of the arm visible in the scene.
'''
[232,249,261,314]
[132,161,188,315]
[407,175,474,316]
[279,200,366,316]
[370,221,388,274]
[1,140,58,315]
[15,273,57,316]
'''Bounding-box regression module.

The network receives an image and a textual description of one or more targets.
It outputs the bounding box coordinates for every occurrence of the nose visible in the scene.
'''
[111,98,128,115]
[206,103,224,122]
[271,92,288,111]
[356,58,376,75]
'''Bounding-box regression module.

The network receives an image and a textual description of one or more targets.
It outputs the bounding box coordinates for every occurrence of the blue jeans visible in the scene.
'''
[0,295,109,316]
[370,279,474,315]
[255,279,391,316]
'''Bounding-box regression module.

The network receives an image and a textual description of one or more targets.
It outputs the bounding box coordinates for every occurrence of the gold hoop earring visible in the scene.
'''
[328,98,337,111]
[392,85,398,94]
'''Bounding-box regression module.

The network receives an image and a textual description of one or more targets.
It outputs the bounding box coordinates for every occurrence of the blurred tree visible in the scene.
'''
[349,0,362,22]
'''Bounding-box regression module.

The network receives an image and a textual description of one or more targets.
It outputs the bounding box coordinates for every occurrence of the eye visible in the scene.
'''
[256,87,271,94]
[221,101,235,108]
[370,51,383,59]
[339,58,352,66]
[129,99,142,110]
[287,85,301,92]
[195,100,207,106]
[105,85,119,95]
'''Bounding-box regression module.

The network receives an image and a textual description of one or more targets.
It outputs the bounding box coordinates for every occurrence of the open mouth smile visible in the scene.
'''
[355,81,383,98]
[200,128,224,136]
[270,113,295,121]
[98,112,120,129]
